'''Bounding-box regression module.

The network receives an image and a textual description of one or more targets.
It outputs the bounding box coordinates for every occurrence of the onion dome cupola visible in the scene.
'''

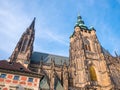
[75,14,88,29]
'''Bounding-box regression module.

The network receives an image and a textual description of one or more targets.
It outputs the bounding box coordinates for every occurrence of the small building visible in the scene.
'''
[0,60,42,90]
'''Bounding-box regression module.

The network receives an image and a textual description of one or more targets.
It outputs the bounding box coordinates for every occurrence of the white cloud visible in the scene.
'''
[45,30,68,46]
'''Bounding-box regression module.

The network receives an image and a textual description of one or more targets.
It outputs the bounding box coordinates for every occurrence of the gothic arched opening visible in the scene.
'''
[84,39,91,51]
[89,66,97,81]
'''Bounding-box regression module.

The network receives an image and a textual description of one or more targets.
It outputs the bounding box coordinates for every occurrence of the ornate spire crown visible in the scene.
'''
[75,14,88,29]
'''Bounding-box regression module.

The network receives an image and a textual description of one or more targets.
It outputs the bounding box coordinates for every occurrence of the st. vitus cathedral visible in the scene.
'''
[2,15,120,90]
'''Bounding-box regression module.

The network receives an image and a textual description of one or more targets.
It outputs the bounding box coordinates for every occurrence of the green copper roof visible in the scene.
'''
[75,15,88,29]
[89,26,95,30]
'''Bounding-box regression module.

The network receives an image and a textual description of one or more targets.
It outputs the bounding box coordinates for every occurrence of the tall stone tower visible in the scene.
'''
[10,18,35,68]
[69,15,113,89]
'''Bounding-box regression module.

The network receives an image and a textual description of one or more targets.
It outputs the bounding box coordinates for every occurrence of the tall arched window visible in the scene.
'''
[21,38,28,52]
[84,39,91,51]
[89,66,97,81]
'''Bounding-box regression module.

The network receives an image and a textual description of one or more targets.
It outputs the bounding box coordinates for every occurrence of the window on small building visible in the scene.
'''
[28,78,33,82]
[13,76,19,80]
[0,74,6,78]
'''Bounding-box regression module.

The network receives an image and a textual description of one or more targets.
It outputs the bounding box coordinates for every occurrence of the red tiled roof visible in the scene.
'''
[0,60,31,73]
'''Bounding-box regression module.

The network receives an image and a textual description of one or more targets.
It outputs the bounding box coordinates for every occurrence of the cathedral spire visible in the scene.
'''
[75,14,88,29]
[10,18,35,68]
[29,17,36,30]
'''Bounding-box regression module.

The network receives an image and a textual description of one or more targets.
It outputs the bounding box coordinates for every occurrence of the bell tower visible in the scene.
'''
[69,15,113,89]
[10,18,35,68]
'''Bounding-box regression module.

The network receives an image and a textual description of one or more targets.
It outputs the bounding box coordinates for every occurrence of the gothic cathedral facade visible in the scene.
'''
[1,14,120,90]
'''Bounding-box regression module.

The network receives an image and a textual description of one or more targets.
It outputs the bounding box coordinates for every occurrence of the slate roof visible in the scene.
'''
[0,60,42,78]
[0,60,31,73]
[30,52,69,65]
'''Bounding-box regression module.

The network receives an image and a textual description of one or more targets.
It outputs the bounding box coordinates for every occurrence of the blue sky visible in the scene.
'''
[0,0,120,59]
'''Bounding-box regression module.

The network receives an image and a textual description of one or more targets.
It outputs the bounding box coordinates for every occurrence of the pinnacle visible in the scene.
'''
[29,17,36,30]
